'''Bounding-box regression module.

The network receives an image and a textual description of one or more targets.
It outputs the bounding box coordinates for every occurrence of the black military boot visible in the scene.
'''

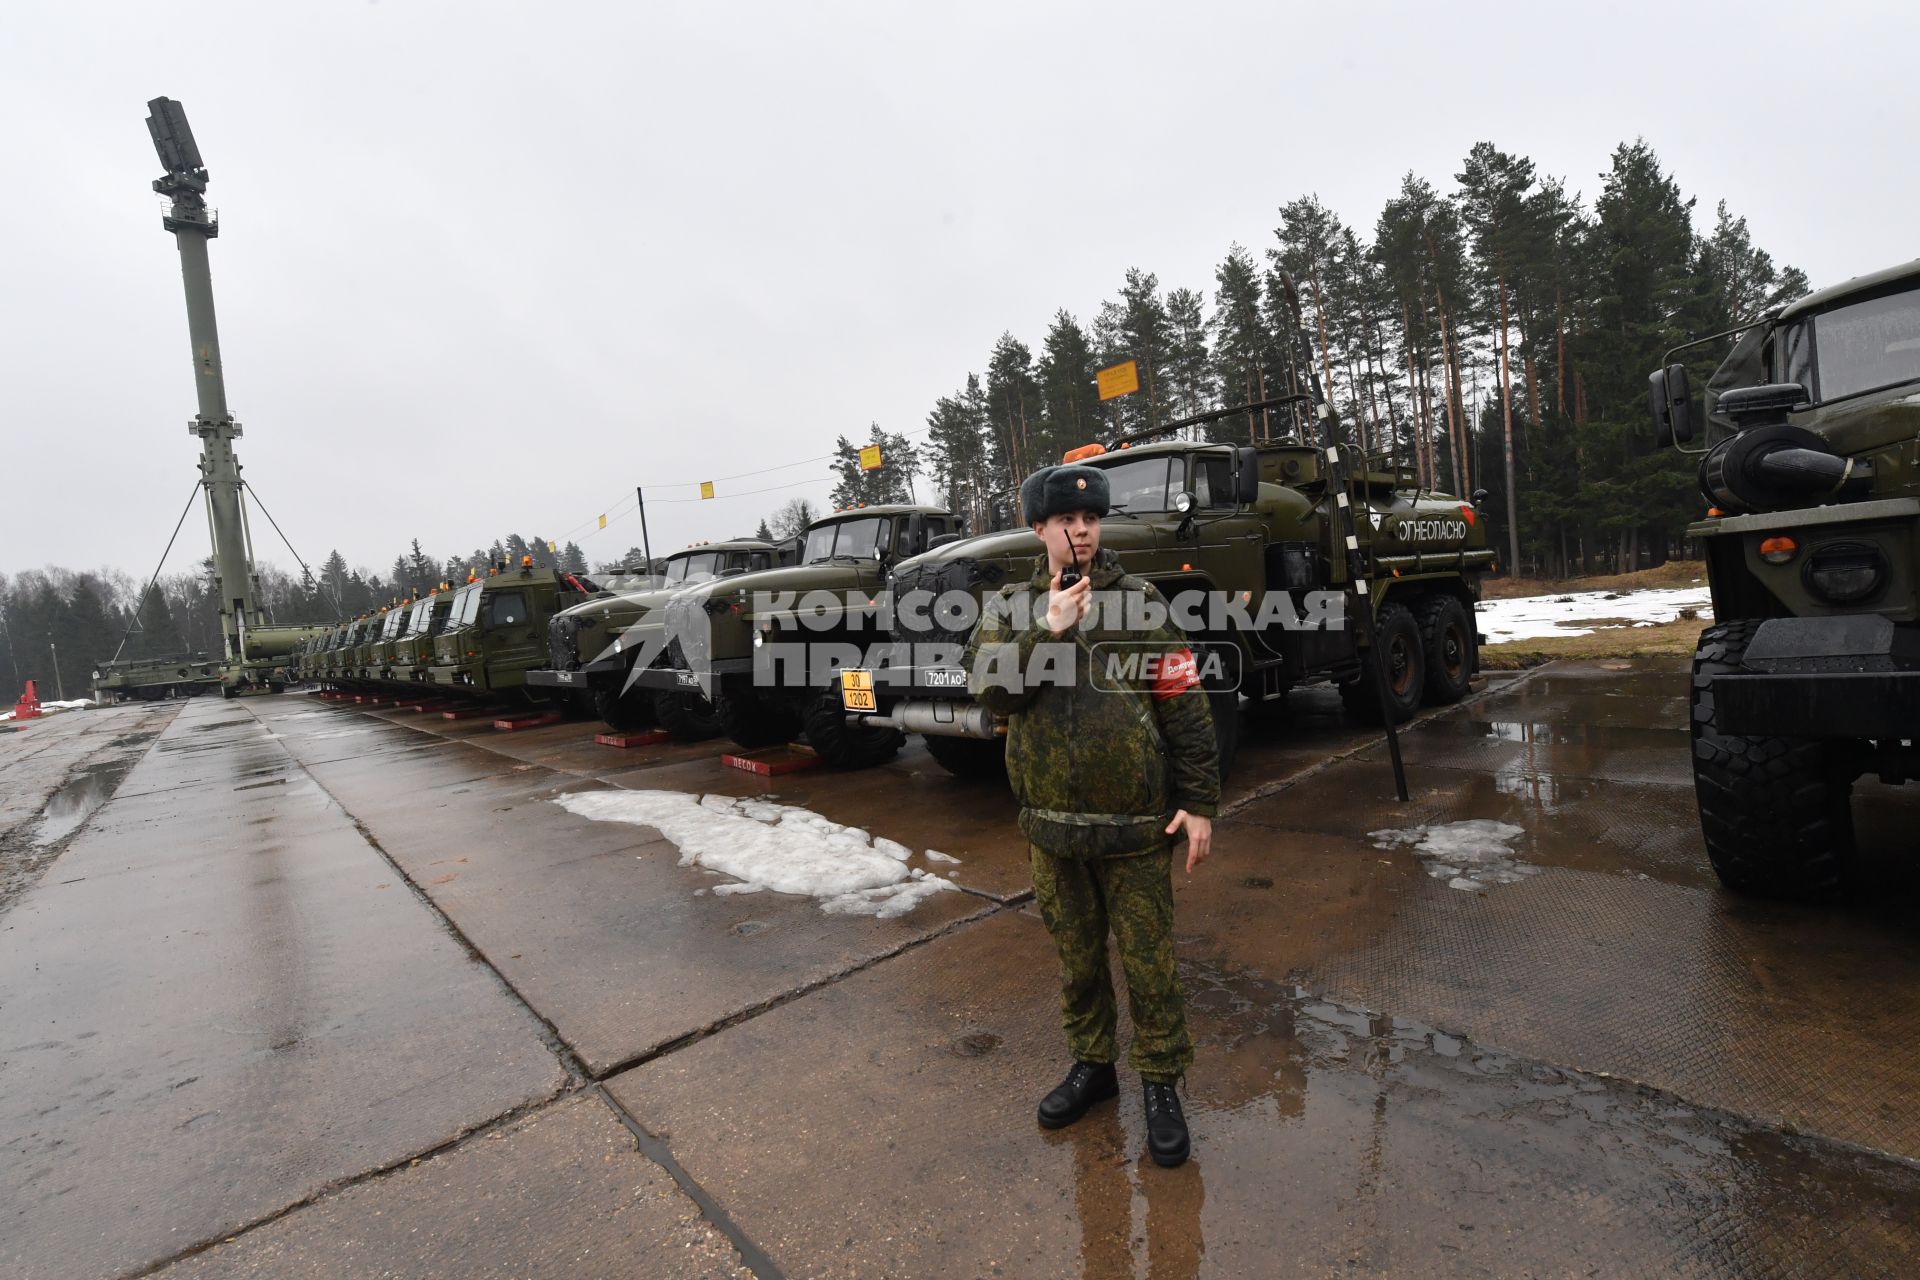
[1037,1061,1118,1129]
[1143,1081,1190,1167]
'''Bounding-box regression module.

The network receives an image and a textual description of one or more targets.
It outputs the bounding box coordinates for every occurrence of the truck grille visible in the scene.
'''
[548,614,581,671]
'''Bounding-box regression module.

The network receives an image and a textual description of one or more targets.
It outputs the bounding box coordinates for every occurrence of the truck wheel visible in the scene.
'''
[1210,688,1239,780]
[803,693,905,768]
[1338,601,1424,724]
[716,688,802,749]
[1691,620,1855,899]
[1416,594,1475,705]
[592,685,655,732]
[923,734,1007,779]
[652,689,721,742]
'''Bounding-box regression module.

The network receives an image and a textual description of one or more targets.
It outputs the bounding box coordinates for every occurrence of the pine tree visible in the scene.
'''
[134,582,185,658]
[985,334,1045,478]
[1210,244,1281,443]
[1456,142,1539,571]
[754,519,773,542]
[1164,287,1214,428]
[560,542,589,573]
[1037,311,1101,455]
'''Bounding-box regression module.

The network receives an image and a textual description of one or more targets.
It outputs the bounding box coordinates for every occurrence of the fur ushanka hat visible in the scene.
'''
[1020,464,1110,524]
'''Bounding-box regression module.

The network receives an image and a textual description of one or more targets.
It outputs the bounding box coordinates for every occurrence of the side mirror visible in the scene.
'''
[1172,489,1197,515]
[1234,447,1261,503]
[1470,487,1489,509]
[1648,364,1694,447]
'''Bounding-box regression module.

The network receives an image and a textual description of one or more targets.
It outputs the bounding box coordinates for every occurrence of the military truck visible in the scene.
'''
[529,538,784,733]
[390,591,454,687]
[842,435,1492,778]
[1648,258,1920,899]
[639,504,963,766]
[93,654,225,702]
[428,562,592,697]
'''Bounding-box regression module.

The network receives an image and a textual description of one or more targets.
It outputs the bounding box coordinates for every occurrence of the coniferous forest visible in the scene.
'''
[3,138,1808,700]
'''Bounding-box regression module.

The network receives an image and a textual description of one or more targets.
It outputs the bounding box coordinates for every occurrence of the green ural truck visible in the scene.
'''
[641,504,963,765]
[321,618,371,687]
[428,564,593,698]
[529,538,786,734]
[1649,258,1920,899]
[845,435,1493,779]
[390,592,455,688]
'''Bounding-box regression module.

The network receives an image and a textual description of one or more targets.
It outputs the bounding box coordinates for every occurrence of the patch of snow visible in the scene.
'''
[1476,586,1712,642]
[555,790,958,918]
[924,849,961,864]
[1369,819,1535,892]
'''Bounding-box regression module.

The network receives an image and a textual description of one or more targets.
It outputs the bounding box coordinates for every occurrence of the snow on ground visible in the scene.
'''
[1476,586,1712,643]
[1369,819,1535,892]
[554,790,959,918]
[1,699,94,722]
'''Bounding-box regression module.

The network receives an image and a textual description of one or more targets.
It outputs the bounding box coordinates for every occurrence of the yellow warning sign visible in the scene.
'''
[597,514,607,530]
[858,444,882,471]
[699,481,716,500]
[547,541,556,553]
[1096,360,1140,401]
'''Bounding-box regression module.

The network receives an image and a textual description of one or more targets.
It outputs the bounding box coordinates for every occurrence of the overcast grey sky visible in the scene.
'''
[5,0,1911,583]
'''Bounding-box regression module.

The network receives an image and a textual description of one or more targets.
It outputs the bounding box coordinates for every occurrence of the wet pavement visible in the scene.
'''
[2,662,1917,1277]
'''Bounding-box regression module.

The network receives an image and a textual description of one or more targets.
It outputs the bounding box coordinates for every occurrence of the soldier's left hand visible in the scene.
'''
[1166,810,1212,873]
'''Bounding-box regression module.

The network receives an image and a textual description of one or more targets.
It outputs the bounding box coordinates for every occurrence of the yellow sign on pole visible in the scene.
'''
[699,481,716,500]
[547,541,556,553]
[858,443,882,471]
[1096,359,1140,401]
[597,514,607,530]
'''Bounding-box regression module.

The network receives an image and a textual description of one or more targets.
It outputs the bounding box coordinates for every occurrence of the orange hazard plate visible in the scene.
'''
[839,668,877,713]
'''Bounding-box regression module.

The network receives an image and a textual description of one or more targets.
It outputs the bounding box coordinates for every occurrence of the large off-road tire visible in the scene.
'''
[1416,594,1475,705]
[716,688,803,749]
[592,685,655,732]
[652,689,721,742]
[1690,619,1856,899]
[1338,600,1424,724]
[923,734,1007,779]
[803,692,905,769]
[1209,688,1240,781]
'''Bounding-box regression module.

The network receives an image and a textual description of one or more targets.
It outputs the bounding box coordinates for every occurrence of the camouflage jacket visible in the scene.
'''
[965,549,1219,858]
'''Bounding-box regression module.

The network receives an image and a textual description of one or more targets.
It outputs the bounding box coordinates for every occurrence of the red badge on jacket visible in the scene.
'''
[1154,649,1201,700]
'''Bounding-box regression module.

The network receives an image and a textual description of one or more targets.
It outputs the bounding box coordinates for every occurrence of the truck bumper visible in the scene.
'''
[1716,615,1920,738]
[1714,671,1920,739]
[629,658,751,694]
[526,658,623,692]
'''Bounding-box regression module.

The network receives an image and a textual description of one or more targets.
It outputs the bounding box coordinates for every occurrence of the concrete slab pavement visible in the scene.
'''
[0,698,566,1279]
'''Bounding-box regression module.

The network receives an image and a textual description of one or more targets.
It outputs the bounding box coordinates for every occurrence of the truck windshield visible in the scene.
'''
[805,517,885,563]
[452,583,484,627]
[1785,287,1920,404]
[667,552,724,583]
[381,610,406,639]
[403,600,434,636]
[1096,456,1174,511]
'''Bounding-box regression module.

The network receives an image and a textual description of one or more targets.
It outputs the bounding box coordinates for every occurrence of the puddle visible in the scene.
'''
[1367,819,1534,891]
[31,768,119,847]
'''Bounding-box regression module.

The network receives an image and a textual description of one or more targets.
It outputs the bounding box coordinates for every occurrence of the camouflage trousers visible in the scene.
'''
[1029,842,1192,1082]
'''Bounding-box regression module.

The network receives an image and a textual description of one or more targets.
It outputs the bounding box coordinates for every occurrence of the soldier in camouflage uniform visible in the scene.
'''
[964,463,1220,1168]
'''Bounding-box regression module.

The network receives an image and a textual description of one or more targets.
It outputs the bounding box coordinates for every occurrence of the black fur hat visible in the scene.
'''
[1020,464,1110,524]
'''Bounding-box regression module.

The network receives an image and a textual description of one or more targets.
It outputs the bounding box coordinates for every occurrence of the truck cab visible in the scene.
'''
[1649,258,1920,898]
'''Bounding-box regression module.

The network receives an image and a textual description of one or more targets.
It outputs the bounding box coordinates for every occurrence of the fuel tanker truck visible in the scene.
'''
[837,427,1495,777]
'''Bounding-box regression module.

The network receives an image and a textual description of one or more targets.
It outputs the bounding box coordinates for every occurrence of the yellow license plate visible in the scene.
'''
[840,668,877,712]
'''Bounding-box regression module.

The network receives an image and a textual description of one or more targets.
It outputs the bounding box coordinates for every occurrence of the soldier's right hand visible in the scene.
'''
[1046,571,1093,634]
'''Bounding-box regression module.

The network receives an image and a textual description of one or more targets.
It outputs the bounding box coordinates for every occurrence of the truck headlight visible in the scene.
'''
[1803,541,1886,604]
